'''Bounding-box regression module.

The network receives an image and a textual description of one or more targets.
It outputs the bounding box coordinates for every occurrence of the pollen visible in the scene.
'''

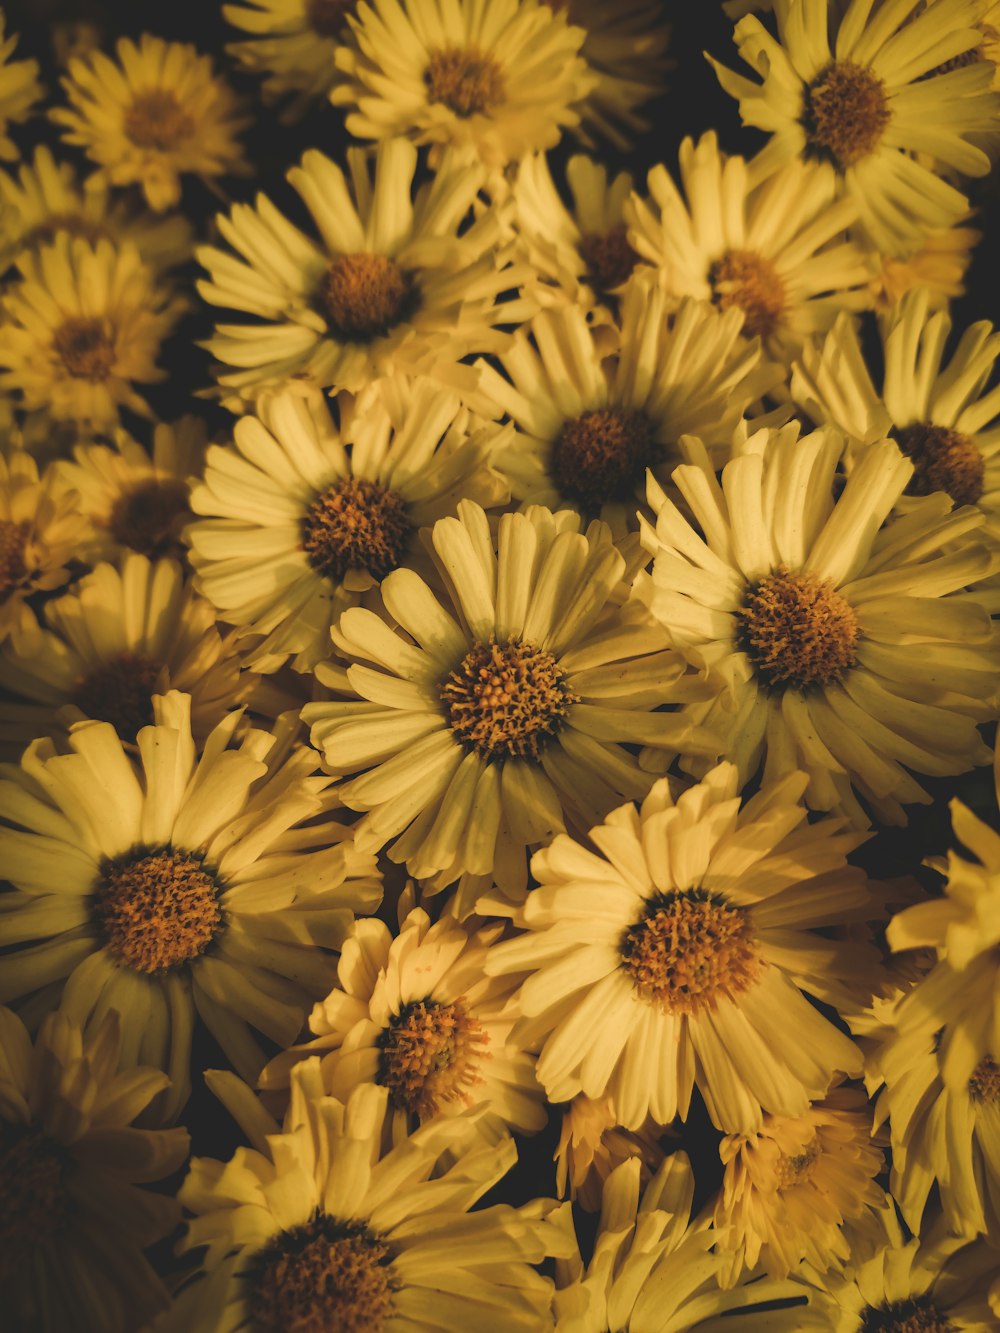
[305,0,356,38]
[376,998,489,1119]
[578,224,640,294]
[0,520,30,604]
[301,477,412,582]
[803,61,891,169]
[52,317,116,382]
[895,422,985,507]
[619,889,762,1016]
[92,846,224,974]
[124,89,196,151]
[550,407,655,510]
[247,1212,397,1333]
[107,479,191,557]
[709,249,786,340]
[73,652,162,739]
[736,567,860,692]
[969,1054,1000,1105]
[442,636,578,763]
[775,1135,821,1189]
[319,253,414,342]
[859,1297,954,1333]
[0,1127,69,1288]
[424,47,506,118]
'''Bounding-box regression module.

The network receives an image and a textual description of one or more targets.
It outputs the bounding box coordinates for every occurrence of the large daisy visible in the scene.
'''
[486,762,877,1134]
[710,0,1000,253]
[637,424,1000,826]
[225,0,356,117]
[0,691,382,1120]
[303,499,718,910]
[0,11,42,161]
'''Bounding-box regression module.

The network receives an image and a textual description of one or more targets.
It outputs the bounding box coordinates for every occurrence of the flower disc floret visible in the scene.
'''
[0,1127,69,1284]
[301,478,412,582]
[424,47,506,118]
[803,61,892,168]
[736,567,860,692]
[73,653,161,739]
[709,249,787,340]
[551,407,654,509]
[376,998,488,1118]
[319,254,415,342]
[896,422,985,506]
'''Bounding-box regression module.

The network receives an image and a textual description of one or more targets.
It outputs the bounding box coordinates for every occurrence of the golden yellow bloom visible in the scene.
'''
[0,12,42,161]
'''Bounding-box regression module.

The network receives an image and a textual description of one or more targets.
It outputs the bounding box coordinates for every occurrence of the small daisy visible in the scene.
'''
[331,0,593,169]
[303,499,718,909]
[553,1093,666,1212]
[0,1006,189,1333]
[712,1083,886,1286]
[710,0,1000,254]
[625,132,872,362]
[198,138,528,401]
[868,220,980,314]
[486,763,876,1134]
[186,381,508,673]
[638,424,1000,826]
[50,34,250,212]
[175,1072,565,1331]
[260,900,546,1144]
[0,553,257,755]
[0,11,42,161]
[0,691,382,1121]
[0,234,186,430]
[225,0,356,117]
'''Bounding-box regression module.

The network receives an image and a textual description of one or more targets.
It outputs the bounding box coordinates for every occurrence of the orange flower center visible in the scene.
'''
[124,89,195,151]
[551,407,655,509]
[52,317,116,382]
[709,249,786,339]
[736,567,860,691]
[377,998,488,1118]
[301,477,412,582]
[578,224,639,294]
[802,61,891,168]
[424,47,506,117]
[895,422,985,507]
[319,253,414,342]
[0,520,30,604]
[969,1054,1000,1105]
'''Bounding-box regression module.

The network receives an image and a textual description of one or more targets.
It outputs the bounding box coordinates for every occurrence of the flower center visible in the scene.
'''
[319,253,415,342]
[802,61,891,168]
[0,520,30,604]
[424,46,506,117]
[376,998,488,1119]
[619,889,762,1016]
[247,1212,396,1333]
[25,213,108,249]
[0,1127,69,1287]
[736,567,860,692]
[578,224,639,294]
[305,0,356,38]
[775,1135,821,1189]
[73,652,162,739]
[550,407,655,510]
[969,1054,1000,1104]
[709,249,786,339]
[124,89,195,151]
[92,846,224,974]
[107,479,190,556]
[894,422,985,506]
[441,636,577,763]
[52,317,116,382]
[300,477,412,583]
[859,1298,955,1333]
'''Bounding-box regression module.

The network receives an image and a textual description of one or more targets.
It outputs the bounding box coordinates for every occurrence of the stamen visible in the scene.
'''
[803,61,891,168]
[300,477,412,582]
[319,254,414,342]
[52,318,116,382]
[124,90,195,151]
[0,1127,69,1288]
[107,479,191,557]
[969,1054,1000,1105]
[859,1297,955,1333]
[578,224,639,294]
[709,249,786,339]
[895,422,985,506]
[775,1136,821,1189]
[736,567,860,692]
[73,652,162,739]
[424,47,506,118]
[550,407,655,509]
[0,520,30,604]
[376,998,488,1118]
[305,0,356,38]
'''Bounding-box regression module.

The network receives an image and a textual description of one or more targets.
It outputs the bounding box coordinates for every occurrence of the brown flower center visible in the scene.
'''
[550,407,655,510]
[442,636,577,763]
[969,1054,1000,1105]
[619,889,762,1015]
[775,1135,821,1189]
[92,846,224,974]
[0,1127,69,1287]
[305,0,356,38]
[107,479,191,556]
[247,1212,396,1333]
[52,317,116,382]
[709,249,786,339]
[73,652,162,739]
[0,520,30,605]
[377,998,488,1119]
[124,89,196,151]
[424,47,505,118]
[859,1298,955,1333]
[24,212,108,249]
[319,253,415,342]
[578,224,639,294]
[803,61,891,169]
[736,567,860,692]
[895,422,985,506]
[301,477,412,582]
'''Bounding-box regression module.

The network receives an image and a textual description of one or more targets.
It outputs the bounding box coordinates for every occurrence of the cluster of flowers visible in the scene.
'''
[2,0,1000,1328]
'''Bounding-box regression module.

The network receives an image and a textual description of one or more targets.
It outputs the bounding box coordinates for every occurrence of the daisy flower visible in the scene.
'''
[868,220,980,314]
[0,553,257,755]
[0,11,42,161]
[330,0,593,170]
[303,499,719,909]
[0,691,382,1121]
[175,1072,565,1331]
[0,448,90,645]
[198,138,528,402]
[553,1093,666,1212]
[625,132,872,362]
[476,285,778,524]
[0,1006,189,1333]
[260,901,546,1144]
[56,416,206,563]
[710,0,1000,254]
[0,235,186,430]
[712,1083,886,1286]
[486,763,877,1134]
[225,0,355,117]
[50,34,250,212]
[186,381,508,673]
[638,424,1000,826]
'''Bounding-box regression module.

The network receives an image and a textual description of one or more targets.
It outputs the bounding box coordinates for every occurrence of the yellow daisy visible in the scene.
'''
[0,1006,189,1333]
[331,0,593,169]
[0,691,382,1121]
[625,132,872,362]
[710,0,1000,254]
[50,34,250,212]
[486,762,877,1134]
[225,0,356,117]
[0,11,42,161]
[638,424,1000,826]
[0,234,186,430]
[868,220,980,314]
[553,1093,666,1212]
